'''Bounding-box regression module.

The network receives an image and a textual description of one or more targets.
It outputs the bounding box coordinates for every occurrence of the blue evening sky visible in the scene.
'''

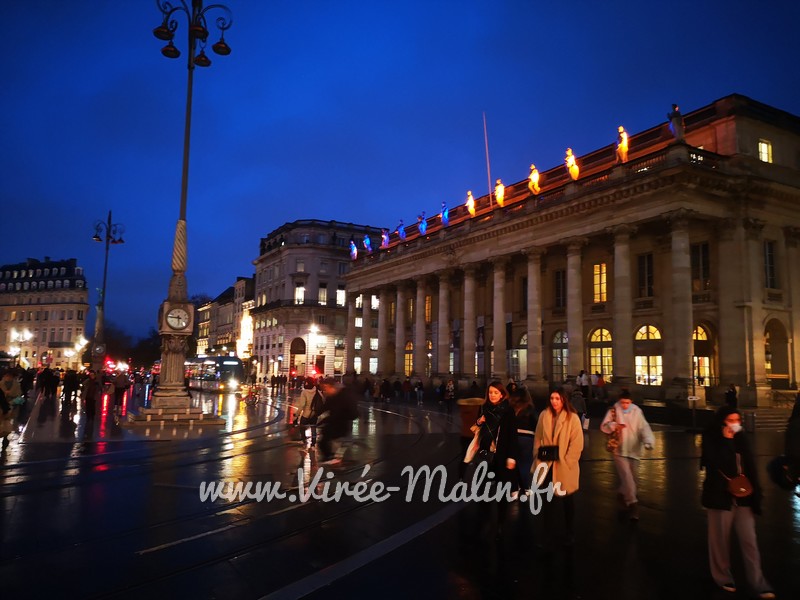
[1,0,798,338]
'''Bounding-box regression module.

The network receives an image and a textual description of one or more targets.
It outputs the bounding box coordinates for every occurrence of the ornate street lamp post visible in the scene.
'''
[91,210,125,372]
[151,0,232,407]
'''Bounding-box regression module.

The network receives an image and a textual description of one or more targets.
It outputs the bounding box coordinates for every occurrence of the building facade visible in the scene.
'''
[344,95,800,407]
[251,220,382,381]
[0,257,89,370]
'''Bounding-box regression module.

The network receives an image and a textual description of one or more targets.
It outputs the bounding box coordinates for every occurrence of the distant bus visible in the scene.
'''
[185,356,244,392]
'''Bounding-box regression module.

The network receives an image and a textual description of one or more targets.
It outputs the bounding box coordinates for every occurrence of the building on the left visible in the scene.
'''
[0,257,89,370]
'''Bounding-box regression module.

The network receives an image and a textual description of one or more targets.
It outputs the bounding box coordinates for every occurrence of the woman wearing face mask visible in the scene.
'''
[700,406,775,599]
[600,389,655,520]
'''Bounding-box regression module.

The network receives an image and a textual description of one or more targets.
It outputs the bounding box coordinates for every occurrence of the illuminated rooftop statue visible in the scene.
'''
[616,126,629,163]
[397,219,406,241]
[565,148,579,180]
[667,103,685,142]
[494,179,505,207]
[363,234,372,253]
[349,237,358,260]
[466,190,475,216]
[418,212,427,235]
[381,228,390,248]
[440,201,449,227]
[528,164,540,195]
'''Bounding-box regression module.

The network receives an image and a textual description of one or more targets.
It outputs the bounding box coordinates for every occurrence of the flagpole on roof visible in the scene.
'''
[483,112,493,209]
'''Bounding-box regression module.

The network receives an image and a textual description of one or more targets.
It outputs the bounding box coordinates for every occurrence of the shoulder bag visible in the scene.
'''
[605,407,620,453]
[719,453,753,498]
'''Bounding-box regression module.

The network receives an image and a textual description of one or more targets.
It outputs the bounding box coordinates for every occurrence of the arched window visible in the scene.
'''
[635,325,661,340]
[404,341,414,376]
[552,330,569,383]
[589,328,613,380]
[635,324,663,385]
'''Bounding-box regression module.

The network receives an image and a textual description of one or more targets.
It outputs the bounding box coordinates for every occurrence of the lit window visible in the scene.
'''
[425,295,432,324]
[758,139,772,163]
[371,295,379,310]
[589,328,613,380]
[355,317,363,328]
[593,263,607,303]
[370,338,379,350]
[336,286,346,307]
[551,330,569,383]
[296,260,305,273]
[356,295,363,309]
[635,355,662,386]
[294,284,305,304]
[354,337,362,350]
[318,284,327,305]
[635,325,662,340]
[404,341,414,376]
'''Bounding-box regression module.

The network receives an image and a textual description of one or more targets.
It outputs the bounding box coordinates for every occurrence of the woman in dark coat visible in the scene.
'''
[471,381,519,536]
[700,406,774,598]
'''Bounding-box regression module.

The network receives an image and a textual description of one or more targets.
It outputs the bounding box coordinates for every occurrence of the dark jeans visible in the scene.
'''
[541,470,576,546]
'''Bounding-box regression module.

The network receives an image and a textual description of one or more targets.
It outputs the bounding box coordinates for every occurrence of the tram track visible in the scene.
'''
[1,402,462,600]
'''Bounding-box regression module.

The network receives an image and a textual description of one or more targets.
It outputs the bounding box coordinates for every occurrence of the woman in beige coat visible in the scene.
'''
[533,387,584,546]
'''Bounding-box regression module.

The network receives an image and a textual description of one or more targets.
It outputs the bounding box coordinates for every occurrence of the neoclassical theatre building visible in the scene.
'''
[344,94,800,407]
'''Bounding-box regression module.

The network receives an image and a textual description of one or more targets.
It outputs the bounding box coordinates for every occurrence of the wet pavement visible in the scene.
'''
[1,389,798,599]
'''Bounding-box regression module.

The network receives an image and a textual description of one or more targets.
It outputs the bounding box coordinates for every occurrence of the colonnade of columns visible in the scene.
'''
[343,214,793,400]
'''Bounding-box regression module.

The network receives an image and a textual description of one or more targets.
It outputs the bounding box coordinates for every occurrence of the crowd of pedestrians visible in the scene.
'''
[456,375,791,599]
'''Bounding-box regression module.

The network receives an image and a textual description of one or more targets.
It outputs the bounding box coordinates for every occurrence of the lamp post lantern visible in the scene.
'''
[91,210,125,372]
[151,0,232,407]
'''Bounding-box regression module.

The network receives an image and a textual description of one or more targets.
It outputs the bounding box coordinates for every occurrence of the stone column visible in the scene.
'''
[669,210,693,387]
[743,218,769,400]
[785,227,800,389]
[611,225,636,383]
[414,279,427,376]
[566,238,588,377]
[437,271,451,376]
[345,293,357,375]
[462,266,477,378]
[492,258,508,380]
[525,248,545,380]
[394,285,408,376]
[377,288,391,375]
[361,292,372,375]
[717,218,745,390]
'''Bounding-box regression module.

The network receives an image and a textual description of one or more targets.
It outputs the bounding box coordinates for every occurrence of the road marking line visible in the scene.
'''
[135,524,238,555]
[259,502,462,600]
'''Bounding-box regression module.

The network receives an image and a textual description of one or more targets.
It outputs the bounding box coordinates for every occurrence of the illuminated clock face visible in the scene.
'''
[166,307,190,330]
[93,344,105,355]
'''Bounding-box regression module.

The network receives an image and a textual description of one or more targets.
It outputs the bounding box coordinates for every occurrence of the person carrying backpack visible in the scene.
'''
[296,379,324,446]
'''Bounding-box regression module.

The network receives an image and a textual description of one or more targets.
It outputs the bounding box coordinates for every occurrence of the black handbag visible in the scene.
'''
[537,445,560,461]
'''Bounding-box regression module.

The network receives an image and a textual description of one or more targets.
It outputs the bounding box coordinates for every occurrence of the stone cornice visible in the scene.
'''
[347,166,800,286]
